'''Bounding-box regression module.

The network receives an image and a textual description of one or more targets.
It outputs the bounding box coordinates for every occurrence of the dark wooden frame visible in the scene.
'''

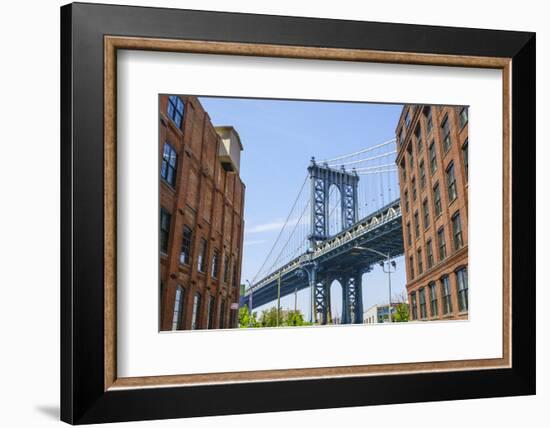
[61,2,535,424]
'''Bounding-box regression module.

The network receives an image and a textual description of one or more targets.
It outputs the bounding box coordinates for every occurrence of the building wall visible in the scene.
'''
[395,105,469,321]
[159,95,245,331]
[363,304,396,324]
[363,305,379,324]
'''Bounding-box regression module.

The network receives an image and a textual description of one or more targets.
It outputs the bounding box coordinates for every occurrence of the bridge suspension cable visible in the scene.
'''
[353,163,396,172]
[320,138,396,164]
[251,173,309,285]
[327,150,396,167]
[356,168,398,175]
[265,199,310,277]
[251,136,400,286]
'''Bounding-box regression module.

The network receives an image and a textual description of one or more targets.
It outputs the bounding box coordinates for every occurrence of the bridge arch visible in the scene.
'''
[328,184,343,236]
[328,279,344,324]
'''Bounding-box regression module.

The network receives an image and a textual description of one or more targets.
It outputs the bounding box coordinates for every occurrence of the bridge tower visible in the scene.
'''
[307,159,360,324]
[307,158,359,247]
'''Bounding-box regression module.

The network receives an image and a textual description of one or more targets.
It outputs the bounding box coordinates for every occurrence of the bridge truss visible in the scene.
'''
[242,138,404,324]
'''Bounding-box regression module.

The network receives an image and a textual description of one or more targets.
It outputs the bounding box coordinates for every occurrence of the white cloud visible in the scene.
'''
[243,239,267,246]
[246,216,309,234]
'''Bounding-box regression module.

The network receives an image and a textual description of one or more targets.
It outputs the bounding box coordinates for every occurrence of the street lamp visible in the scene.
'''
[354,246,396,322]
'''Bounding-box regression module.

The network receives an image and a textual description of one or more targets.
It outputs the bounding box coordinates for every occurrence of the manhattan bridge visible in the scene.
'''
[241,138,406,325]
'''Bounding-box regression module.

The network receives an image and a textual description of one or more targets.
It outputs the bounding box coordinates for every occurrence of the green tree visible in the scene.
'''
[238,305,260,328]
[240,306,312,328]
[259,307,280,327]
[392,303,409,322]
[285,310,310,326]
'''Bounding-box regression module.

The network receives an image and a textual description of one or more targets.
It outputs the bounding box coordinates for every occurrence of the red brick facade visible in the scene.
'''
[395,105,469,321]
[159,95,245,331]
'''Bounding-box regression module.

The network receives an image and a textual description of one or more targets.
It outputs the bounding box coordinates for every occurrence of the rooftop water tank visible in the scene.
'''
[215,126,243,173]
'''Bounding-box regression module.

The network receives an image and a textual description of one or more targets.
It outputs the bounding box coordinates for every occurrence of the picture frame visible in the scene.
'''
[60,2,535,424]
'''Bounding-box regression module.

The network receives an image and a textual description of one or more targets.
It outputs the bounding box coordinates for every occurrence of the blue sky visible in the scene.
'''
[199,96,407,319]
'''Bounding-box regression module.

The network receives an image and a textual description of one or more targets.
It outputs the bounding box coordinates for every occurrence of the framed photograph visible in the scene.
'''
[61,2,535,424]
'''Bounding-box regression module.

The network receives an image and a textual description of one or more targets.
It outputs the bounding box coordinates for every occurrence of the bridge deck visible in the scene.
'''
[242,199,403,309]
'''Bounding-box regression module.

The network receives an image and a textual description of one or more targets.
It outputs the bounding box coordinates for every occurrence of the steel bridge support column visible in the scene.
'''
[314,277,329,325]
[341,276,350,324]
[353,272,364,324]
[325,280,332,324]
[347,276,358,324]
[300,262,318,324]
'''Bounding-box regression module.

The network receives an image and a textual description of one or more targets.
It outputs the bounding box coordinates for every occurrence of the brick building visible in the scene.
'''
[159,95,245,331]
[395,104,469,321]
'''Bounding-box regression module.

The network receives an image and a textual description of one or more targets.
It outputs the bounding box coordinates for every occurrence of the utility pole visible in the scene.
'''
[354,246,396,323]
[246,279,253,327]
[294,286,298,313]
[277,272,281,327]
[380,252,397,322]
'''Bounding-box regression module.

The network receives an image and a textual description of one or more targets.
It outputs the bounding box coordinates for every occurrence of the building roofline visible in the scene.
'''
[215,126,244,151]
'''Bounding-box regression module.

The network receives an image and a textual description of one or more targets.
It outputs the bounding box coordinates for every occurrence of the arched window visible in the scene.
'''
[191,292,201,330]
[440,276,452,315]
[410,291,418,320]
[428,282,438,317]
[456,267,468,312]
[171,285,185,330]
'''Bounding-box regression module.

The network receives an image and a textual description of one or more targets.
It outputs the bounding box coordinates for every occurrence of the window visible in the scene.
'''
[429,141,437,174]
[179,226,192,265]
[429,282,438,317]
[219,298,226,329]
[232,261,239,288]
[424,106,433,135]
[197,238,207,272]
[396,130,403,147]
[405,108,412,128]
[161,142,177,187]
[422,198,430,229]
[459,107,468,128]
[426,239,434,269]
[446,162,457,202]
[417,248,423,275]
[433,183,442,217]
[160,282,165,313]
[167,95,184,128]
[415,124,422,152]
[223,254,230,283]
[408,148,414,169]
[409,255,415,279]
[160,208,171,253]
[404,189,409,212]
[441,276,452,315]
[452,212,464,250]
[440,115,452,153]
[406,222,412,246]
[411,292,418,320]
[456,267,469,312]
[171,285,185,330]
[419,161,426,189]
[419,288,427,319]
[206,294,215,329]
[191,292,201,330]
[211,250,219,278]
[414,212,420,237]
[411,177,417,201]
[230,304,237,328]
[437,227,447,260]
[462,138,469,182]
[401,160,406,181]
